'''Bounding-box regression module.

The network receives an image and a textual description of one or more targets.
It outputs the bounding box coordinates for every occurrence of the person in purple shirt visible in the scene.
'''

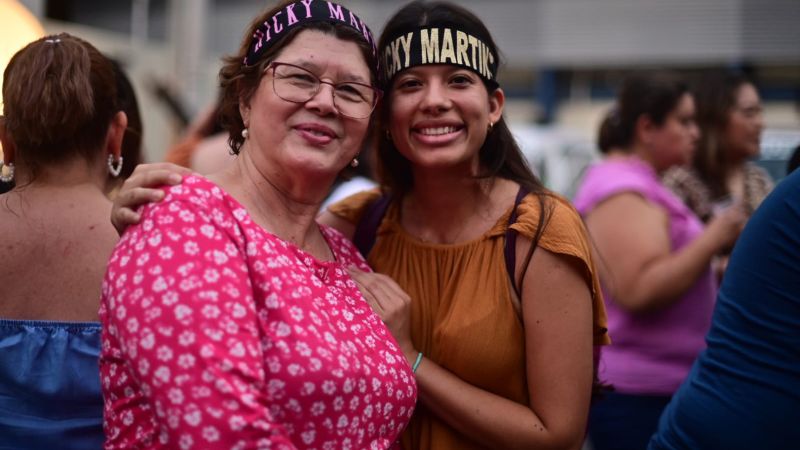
[573,72,746,450]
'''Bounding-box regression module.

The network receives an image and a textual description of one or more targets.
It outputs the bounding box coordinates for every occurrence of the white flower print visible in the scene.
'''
[99,176,416,449]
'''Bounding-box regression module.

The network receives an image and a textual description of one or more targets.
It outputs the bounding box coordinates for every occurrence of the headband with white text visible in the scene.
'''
[381,25,499,88]
[243,0,378,72]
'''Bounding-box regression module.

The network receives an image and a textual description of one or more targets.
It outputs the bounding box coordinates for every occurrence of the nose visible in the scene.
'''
[753,109,765,132]
[419,81,452,114]
[304,82,337,116]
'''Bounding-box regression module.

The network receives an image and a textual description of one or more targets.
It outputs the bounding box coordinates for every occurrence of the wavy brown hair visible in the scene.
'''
[692,72,754,198]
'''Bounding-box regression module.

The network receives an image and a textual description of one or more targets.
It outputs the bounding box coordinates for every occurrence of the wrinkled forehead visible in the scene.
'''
[270,29,373,83]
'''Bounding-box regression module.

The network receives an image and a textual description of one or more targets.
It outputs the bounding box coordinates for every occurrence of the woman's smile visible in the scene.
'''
[293,122,338,146]
[410,120,465,146]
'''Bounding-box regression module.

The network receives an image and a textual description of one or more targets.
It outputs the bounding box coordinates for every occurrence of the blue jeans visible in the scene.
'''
[588,392,671,450]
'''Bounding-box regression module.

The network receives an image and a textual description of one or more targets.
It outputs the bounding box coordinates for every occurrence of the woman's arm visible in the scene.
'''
[585,192,744,313]
[110,162,191,233]
[347,244,595,450]
[412,243,593,450]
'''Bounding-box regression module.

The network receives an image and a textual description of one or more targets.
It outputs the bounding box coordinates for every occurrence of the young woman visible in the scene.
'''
[319,3,609,448]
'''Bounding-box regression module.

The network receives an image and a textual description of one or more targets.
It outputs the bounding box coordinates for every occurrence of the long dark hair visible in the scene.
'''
[375,1,547,201]
[692,72,754,198]
[377,1,556,309]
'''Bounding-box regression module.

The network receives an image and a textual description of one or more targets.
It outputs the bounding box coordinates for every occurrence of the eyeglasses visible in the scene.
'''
[266,62,381,119]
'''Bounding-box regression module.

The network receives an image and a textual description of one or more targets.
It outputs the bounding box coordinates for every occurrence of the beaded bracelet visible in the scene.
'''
[411,352,424,373]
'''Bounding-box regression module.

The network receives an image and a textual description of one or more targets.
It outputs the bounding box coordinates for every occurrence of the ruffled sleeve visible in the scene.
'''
[325,188,383,225]
[511,193,611,345]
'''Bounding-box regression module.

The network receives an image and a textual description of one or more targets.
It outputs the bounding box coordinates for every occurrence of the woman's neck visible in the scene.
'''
[212,152,333,259]
[725,163,746,199]
[403,168,516,244]
[12,157,107,192]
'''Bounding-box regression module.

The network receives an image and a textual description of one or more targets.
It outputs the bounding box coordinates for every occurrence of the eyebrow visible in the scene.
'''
[285,59,369,84]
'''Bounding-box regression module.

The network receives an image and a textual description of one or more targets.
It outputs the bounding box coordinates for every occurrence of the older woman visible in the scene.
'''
[574,73,746,450]
[0,33,127,449]
[99,1,416,449]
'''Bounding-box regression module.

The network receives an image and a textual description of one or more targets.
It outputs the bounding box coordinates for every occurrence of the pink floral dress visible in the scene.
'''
[100,175,416,450]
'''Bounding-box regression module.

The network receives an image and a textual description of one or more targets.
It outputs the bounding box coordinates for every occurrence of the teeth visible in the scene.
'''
[419,126,458,136]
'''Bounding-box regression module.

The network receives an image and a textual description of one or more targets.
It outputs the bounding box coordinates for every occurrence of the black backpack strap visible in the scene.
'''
[353,194,392,257]
[505,186,530,296]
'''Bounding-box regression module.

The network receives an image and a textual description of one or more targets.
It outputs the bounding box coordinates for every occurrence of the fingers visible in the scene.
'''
[346,267,411,314]
[122,186,166,205]
[131,162,192,177]
[347,268,389,313]
[110,163,191,235]
[128,168,185,188]
[111,208,142,235]
[346,268,384,313]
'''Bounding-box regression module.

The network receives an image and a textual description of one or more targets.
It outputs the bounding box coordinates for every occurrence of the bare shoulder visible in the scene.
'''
[586,191,665,225]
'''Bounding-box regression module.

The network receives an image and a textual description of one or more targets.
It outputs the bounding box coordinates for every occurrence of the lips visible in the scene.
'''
[411,122,464,145]
[417,126,460,136]
[295,123,337,138]
[294,122,338,145]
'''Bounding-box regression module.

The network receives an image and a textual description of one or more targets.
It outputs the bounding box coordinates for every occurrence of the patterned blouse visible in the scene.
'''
[662,163,774,223]
[100,175,416,450]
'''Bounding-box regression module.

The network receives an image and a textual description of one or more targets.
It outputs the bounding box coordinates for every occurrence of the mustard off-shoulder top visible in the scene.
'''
[328,189,610,450]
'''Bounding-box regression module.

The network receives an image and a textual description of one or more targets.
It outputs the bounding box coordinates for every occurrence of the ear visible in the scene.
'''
[488,87,505,125]
[0,118,16,165]
[635,114,656,147]
[106,111,128,159]
[239,95,251,129]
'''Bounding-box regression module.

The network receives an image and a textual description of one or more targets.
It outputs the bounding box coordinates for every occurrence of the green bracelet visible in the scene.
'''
[411,352,424,373]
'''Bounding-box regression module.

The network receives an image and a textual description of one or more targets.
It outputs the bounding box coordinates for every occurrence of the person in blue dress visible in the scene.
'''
[0,33,132,449]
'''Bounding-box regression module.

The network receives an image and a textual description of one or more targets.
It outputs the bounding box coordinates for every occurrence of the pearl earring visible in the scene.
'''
[242,128,249,139]
[0,162,14,183]
[107,155,123,178]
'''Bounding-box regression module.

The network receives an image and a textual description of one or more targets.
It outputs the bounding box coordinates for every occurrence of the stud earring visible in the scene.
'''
[241,128,249,139]
[350,157,359,168]
[107,155,123,178]
[0,162,14,183]
[487,121,494,132]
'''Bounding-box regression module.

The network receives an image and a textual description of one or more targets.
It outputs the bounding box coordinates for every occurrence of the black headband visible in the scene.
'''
[243,1,378,72]
[381,24,499,89]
